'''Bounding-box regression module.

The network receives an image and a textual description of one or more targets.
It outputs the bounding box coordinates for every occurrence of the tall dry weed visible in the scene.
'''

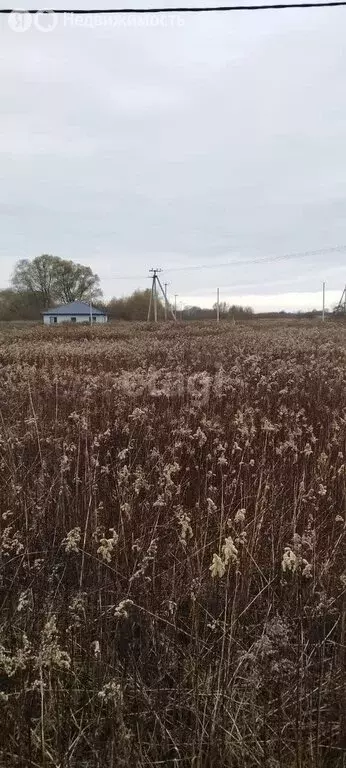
[0,321,345,767]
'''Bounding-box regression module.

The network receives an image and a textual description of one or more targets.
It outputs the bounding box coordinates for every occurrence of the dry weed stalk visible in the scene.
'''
[0,320,345,767]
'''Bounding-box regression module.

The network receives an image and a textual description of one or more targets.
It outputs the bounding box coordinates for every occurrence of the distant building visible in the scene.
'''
[42,301,108,325]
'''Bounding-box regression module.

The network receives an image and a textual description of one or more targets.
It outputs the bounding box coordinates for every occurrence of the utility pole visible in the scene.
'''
[335,285,346,315]
[164,282,169,321]
[322,281,326,322]
[154,275,158,322]
[216,287,220,323]
[89,292,93,325]
[147,269,176,322]
[174,294,178,320]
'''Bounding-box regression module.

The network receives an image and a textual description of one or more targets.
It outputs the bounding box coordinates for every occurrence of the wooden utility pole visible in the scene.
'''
[322,282,326,321]
[335,285,346,315]
[154,275,158,322]
[174,294,178,320]
[216,287,220,323]
[147,269,176,322]
[164,282,169,321]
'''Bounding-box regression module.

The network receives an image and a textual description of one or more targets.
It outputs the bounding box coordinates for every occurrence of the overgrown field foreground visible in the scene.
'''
[0,322,345,767]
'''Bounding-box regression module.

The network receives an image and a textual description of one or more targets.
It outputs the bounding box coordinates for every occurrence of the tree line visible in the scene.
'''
[11,254,342,322]
[0,254,337,322]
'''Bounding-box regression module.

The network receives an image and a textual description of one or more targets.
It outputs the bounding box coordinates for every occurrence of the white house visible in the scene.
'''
[42,301,108,325]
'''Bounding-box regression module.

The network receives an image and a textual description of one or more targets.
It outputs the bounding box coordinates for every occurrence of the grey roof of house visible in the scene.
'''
[42,301,106,316]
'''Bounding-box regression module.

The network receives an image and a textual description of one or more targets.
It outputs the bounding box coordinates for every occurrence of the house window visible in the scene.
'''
[50,316,57,324]
[71,317,76,323]
[92,315,96,322]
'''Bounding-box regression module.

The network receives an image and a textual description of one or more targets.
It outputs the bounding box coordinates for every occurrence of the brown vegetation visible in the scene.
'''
[0,321,345,767]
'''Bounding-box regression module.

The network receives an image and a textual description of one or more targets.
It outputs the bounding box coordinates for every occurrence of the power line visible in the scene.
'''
[99,245,346,280]
[100,273,147,280]
[164,245,346,273]
[1,2,346,12]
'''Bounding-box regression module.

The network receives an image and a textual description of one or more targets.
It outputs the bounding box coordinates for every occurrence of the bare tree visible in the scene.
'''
[12,255,102,308]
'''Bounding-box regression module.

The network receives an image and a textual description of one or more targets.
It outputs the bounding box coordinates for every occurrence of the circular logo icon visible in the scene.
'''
[8,10,32,32]
[34,9,57,32]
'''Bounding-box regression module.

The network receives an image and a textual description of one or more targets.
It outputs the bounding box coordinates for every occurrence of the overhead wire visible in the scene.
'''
[99,245,346,280]
[2,2,346,12]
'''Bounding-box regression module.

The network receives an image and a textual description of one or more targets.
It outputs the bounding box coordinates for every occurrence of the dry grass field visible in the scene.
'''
[0,321,345,767]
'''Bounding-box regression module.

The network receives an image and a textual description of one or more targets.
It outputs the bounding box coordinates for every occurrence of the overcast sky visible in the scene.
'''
[1,1,346,311]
